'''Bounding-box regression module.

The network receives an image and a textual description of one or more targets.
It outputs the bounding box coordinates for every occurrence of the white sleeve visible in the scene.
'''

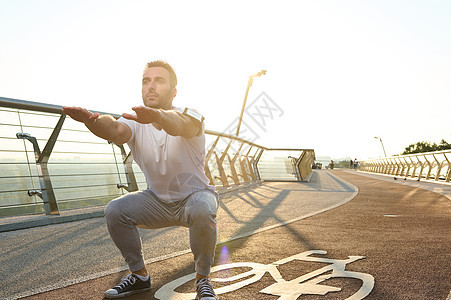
[117,116,136,144]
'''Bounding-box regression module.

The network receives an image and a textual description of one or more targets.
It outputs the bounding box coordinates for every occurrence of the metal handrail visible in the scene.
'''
[1,96,312,153]
[0,96,115,117]
[0,96,315,217]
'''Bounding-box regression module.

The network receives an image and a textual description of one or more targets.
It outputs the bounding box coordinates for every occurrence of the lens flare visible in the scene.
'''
[218,245,231,278]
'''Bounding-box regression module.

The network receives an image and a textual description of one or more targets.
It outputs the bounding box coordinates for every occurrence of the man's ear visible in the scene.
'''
[172,87,177,99]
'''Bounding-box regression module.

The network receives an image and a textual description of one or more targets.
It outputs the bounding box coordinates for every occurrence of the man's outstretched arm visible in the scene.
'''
[62,106,132,145]
[122,106,201,138]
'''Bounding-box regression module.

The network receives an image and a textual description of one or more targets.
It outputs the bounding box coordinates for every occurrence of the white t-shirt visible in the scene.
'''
[117,107,215,202]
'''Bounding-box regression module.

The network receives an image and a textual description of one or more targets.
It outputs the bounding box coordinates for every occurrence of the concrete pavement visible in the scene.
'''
[1,170,358,299]
[2,170,450,299]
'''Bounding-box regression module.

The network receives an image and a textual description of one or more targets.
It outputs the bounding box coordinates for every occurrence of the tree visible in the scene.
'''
[402,139,451,155]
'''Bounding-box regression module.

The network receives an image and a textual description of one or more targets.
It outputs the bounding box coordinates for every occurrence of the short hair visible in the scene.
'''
[144,60,177,88]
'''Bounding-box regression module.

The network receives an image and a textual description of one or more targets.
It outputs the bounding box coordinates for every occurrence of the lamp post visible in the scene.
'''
[374,136,387,157]
[235,70,267,136]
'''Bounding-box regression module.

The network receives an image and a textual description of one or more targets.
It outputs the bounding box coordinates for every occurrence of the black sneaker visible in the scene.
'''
[195,277,217,300]
[104,273,151,298]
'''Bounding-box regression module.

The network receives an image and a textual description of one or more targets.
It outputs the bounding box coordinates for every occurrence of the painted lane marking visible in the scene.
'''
[155,250,374,300]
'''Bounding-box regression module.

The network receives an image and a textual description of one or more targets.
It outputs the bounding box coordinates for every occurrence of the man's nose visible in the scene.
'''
[147,80,157,90]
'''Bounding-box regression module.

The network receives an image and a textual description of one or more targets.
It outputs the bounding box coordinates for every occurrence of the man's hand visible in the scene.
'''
[62,106,131,144]
[62,106,100,124]
[122,106,163,124]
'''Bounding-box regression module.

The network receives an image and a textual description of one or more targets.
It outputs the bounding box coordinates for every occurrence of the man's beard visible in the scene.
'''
[143,91,172,109]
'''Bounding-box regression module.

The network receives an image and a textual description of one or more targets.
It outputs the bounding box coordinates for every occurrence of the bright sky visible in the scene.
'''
[1,0,450,161]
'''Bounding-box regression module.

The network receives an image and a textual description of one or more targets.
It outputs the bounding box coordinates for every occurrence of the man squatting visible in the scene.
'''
[62,60,219,299]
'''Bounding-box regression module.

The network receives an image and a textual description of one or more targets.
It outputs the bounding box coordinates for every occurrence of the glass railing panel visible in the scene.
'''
[1,124,24,141]
[0,108,21,124]
[33,152,118,164]
[58,129,106,144]
[53,183,122,199]
[0,138,28,152]
[257,150,302,181]
[16,110,60,126]
[48,173,120,189]
[53,187,123,210]
[44,163,119,175]
[1,163,34,181]
[49,140,115,155]
[0,173,35,192]
[0,140,37,214]
[0,148,30,163]
[0,191,38,207]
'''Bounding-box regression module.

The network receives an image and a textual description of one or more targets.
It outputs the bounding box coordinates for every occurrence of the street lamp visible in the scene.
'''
[374,136,387,157]
[235,70,267,136]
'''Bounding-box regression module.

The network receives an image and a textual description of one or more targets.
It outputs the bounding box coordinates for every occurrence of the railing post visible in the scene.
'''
[416,156,424,180]
[290,154,301,181]
[299,150,315,181]
[379,159,384,173]
[397,157,402,175]
[295,151,306,181]
[391,158,396,174]
[397,157,405,176]
[432,154,441,181]
[247,148,260,181]
[375,160,380,173]
[388,158,394,175]
[387,158,392,174]
[412,157,418,179]
[16,114,65,215]
[382,159,389,174]
[379,160,384,173]
[224,153,240,185]
[445,153,451,182]
[229,143,244,185]
[404,157,411,178]
[112,143,138,192]
[239,146,252,183]
[204,137,220,186]
[215,141,233,187]
[253,148,265,180]
[424,155,433,180]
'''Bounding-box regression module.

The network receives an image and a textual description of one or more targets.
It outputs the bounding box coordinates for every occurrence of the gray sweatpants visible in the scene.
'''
[104,189,219,276]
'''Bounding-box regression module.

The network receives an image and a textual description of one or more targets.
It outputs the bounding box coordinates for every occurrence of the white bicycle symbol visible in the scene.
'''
[155,250,374,299]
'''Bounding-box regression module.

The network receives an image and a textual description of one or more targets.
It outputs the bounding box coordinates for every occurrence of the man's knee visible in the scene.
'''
[104,198,123,222]
[189,194,217,223]
[192,202,214,219]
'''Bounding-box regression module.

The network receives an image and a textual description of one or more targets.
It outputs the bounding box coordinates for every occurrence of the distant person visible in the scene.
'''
[63,60,218,299]
[350,159,353,169]
[354,158,358,170]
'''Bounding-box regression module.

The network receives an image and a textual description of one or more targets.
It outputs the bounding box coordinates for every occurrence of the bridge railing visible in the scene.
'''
[359,151,451,183]
[0,97,314,217]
